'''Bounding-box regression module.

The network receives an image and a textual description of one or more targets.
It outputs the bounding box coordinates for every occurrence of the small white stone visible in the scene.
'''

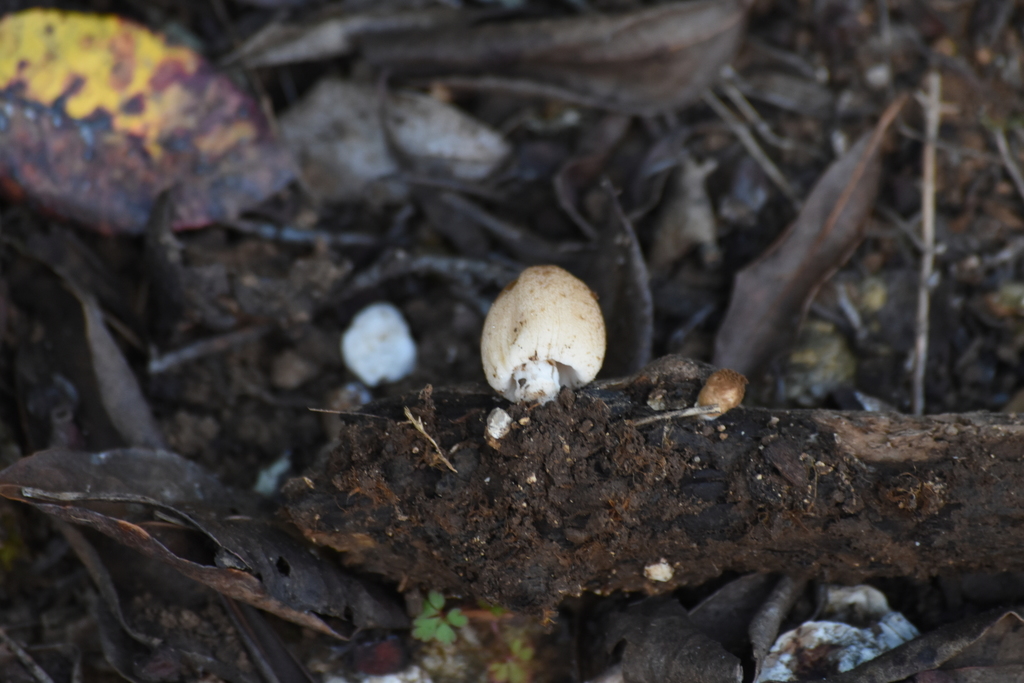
[644,559,674,582]
[253,452,292,496]
[341,302,416,387]
[864,63,891,90]
[486,407,513,440]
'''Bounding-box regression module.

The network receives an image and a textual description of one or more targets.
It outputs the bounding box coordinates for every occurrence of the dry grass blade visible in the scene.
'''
[713,95,908,377]
[913,72,941,416]
[404,406,457,473]
[362,0,752,115]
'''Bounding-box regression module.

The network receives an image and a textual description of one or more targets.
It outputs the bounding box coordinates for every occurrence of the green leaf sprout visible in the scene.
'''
[412,590,468,645]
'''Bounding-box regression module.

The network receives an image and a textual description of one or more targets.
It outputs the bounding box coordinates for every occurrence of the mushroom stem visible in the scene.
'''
[510,360,561,404]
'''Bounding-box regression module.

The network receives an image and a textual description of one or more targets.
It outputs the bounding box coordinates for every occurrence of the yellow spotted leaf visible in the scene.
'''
[0,10,295,233]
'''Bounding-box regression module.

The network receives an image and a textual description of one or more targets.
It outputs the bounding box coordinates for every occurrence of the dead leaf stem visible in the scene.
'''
[913,72,941,416]
[993,127,1024,213]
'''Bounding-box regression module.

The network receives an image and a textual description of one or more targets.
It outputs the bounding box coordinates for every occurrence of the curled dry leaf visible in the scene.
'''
[607,598,743,683]
[60,522,272,683]
[713,95,908,377]
[75,290,166,450]
[0,448,409,637]
[0,10,295,234]
[280,78,509,202]
[362,0,752,115]
[688,573,779,654]
[824,608,1024,683]
[750,576,806,680]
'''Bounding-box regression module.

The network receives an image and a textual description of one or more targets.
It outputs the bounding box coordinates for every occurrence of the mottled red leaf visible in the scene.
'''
[0,10,295,234]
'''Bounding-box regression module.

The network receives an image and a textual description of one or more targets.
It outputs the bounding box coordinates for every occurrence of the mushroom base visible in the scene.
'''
[504,360,581,404]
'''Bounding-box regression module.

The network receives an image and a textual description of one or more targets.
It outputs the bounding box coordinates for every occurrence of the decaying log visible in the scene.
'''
[282,355,1024,617]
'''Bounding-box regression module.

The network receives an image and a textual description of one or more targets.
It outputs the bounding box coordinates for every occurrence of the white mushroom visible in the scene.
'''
[481,265,606,404]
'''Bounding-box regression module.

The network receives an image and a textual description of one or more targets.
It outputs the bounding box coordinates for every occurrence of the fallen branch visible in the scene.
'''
[283,355,1024,617]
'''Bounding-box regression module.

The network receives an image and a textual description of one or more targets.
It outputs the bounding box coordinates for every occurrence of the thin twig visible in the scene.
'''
[701,90,801,208]
[631,404,720,426]
[993,127,1024,208]
[913,72,942,416]
[225,219,380,248]
[404,406,457,473]
[719,68,797,151]
[0,627,55,683]
[897,123,991,161]
[876,205,925,252]
[148,326,272,374]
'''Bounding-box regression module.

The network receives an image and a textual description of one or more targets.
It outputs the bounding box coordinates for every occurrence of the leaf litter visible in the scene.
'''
[714,95,909,378]
[3,0,1024,681]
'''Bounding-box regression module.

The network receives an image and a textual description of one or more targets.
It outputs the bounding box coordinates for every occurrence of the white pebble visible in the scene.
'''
[643,559,674,582]
[341,302,416,387]
[486,407,513,441]
[864,63,891,90]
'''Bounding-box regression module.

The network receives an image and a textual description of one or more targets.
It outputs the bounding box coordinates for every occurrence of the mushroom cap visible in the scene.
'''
[481,265,606,402]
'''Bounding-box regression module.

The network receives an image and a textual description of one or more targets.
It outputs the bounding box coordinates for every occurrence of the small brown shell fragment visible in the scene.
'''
[696,368,748,419]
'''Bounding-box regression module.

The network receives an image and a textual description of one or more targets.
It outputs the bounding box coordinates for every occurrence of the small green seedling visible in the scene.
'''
[488,637,534,683]
[412,591,468,645]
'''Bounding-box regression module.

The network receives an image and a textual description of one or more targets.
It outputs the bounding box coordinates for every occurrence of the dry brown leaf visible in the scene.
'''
[607,598,743,683]
[226,6,462,68]
[713,95,908,377]
[75,290,166,451]
[648,155,720,272]
[689,573,779,654]
[280,78,509,202]
[362,0,752,115]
